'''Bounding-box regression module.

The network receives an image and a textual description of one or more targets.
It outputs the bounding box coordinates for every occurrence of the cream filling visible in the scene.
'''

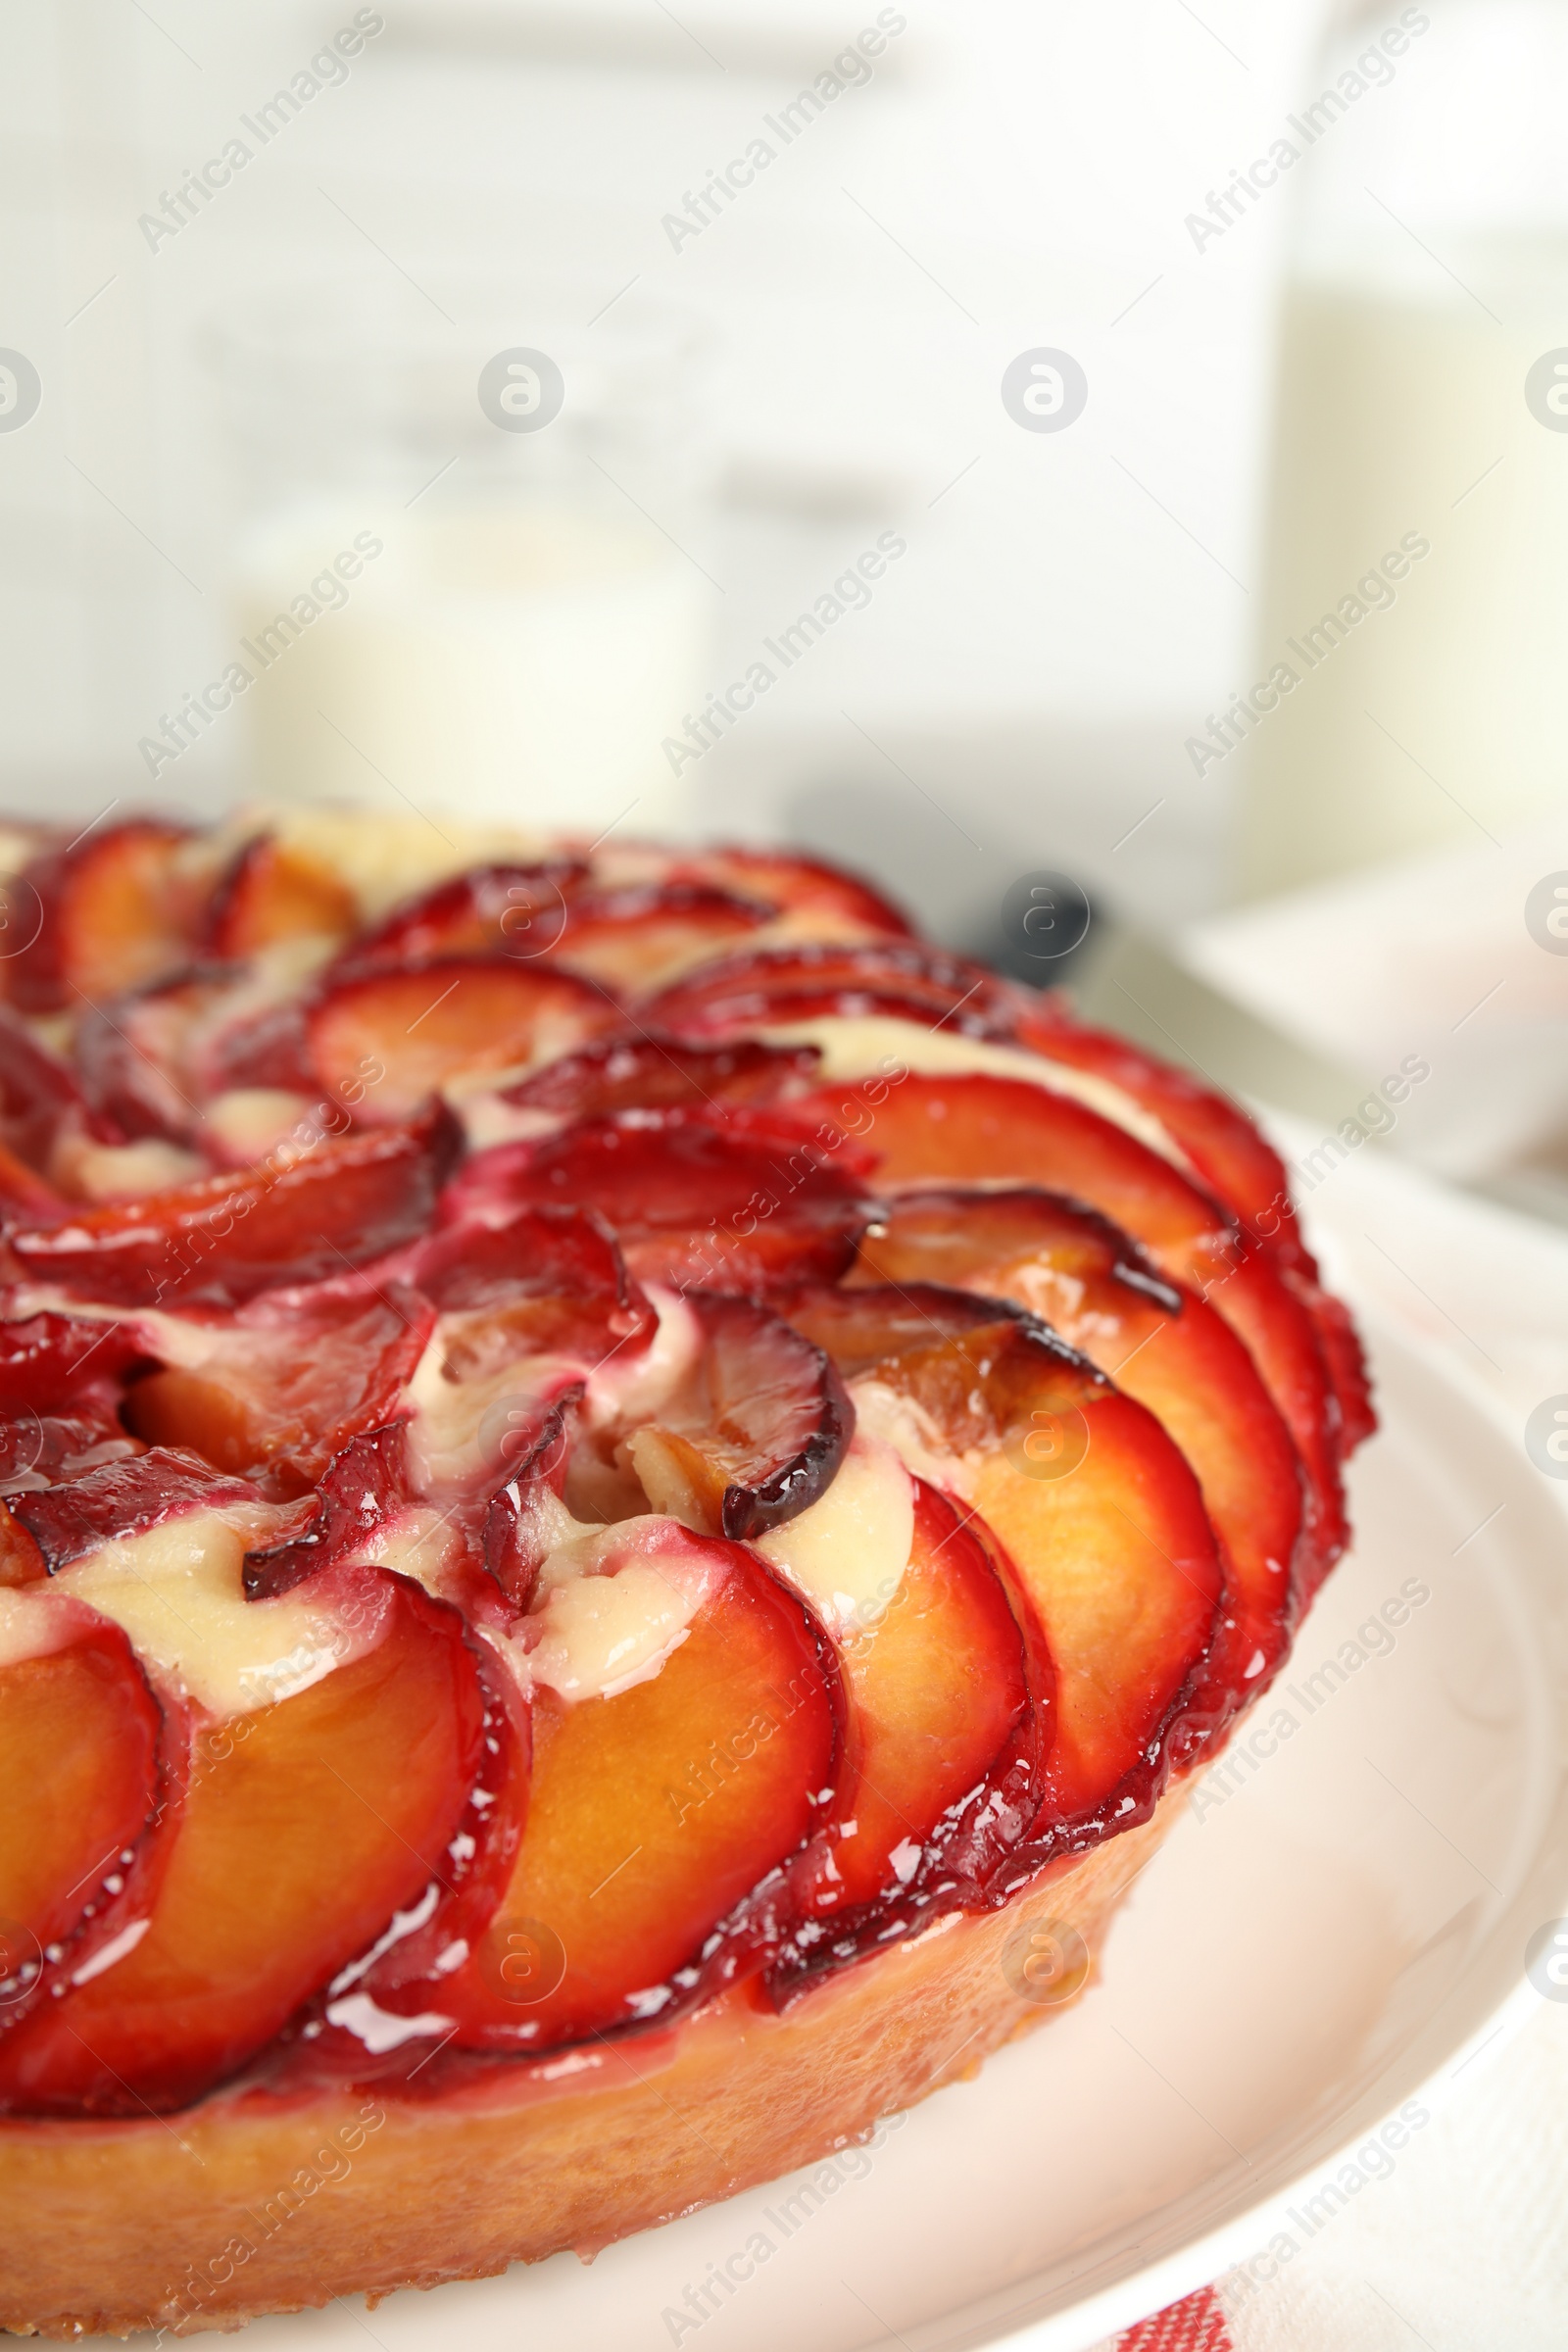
[204,1088,316,1163]
[0,1586,85,1670]
[761,1013,1189,1171]
[756,1429,915,1637]
[53,1507,379,1717]
[516,1517,721,1702]
[524,1561,698,1702]
[250,804,552,922]
[584,1284,704,1428]
[405,1279,697,1498]
[403,1325,580,1494]
[50,1133,206,1203]
[344,1504,462,1595]
[0,1290,258,1377]
[456,1097,565,1152]
[850,1376,978,1503]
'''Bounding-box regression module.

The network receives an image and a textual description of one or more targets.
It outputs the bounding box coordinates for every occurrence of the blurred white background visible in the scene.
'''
[0,0,1330,929]
[6,0,1568,1210]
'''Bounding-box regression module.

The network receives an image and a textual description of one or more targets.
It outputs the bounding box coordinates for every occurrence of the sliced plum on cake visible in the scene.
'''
[643,938,1023,1042]
[402,1207,657,1505]
[352,1515,842,2055]
[759,1470,1046,1987]
[411,1201,656,1364]
[71,959,338,1165]
[332,859,588,970]
[74,969,225,1151]
[5,1101,462,1307]
[445,1105,878,1296]
[0,1312,160,1583]
[241,1425,420,1601]
[620,1292,851,1539]
[0,1519,486,2115]
[322,1295,1039,2051]
[0,1308,147,1420]
[241,1206,660,1602]
[303,958,623,1123]
[5,1451,264,1574]
[852,1187,1305,1745]
[534,882,776,993]
[660,846,914,940]
[500,1033,821,1121]
[0,1591,163,2022]
[203,833,360,960]
[121,1279,436,1496]
[7,819,209,1013]
[1004,1005,1377,1455]
[786,1283,1225,1852]
[792,1064,1348,1595]
[612,1296,1051,1958]
[0,1006,88,1203]
[463,1287,847,1598]
[646,940,1374,1464]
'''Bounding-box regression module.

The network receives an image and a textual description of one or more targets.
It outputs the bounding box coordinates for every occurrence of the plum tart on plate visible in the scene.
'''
[0,809,1372,2336]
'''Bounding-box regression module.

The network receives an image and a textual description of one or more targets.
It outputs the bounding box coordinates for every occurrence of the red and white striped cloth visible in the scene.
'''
[1115,2285,1232,2350]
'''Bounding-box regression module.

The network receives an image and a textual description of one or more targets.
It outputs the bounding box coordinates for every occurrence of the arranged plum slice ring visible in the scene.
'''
[640,942,1373,1463]
[785,1281,1226,1849]
[785,1059,1348,1595]
[851,1186,1306,1749]
[0,808,1373,2338]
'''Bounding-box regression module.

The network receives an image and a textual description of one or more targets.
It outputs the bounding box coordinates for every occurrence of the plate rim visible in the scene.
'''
[894,1309,1568,2352]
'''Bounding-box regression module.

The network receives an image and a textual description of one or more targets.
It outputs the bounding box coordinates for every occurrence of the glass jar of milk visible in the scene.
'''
[1237,0,1568,898]
[209,277,715,837]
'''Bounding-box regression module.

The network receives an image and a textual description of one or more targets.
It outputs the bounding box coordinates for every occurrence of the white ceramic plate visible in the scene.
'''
[117,1166,1568,2352]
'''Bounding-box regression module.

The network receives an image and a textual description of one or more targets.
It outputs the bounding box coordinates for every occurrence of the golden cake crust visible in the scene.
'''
[0,1804,1176,2339]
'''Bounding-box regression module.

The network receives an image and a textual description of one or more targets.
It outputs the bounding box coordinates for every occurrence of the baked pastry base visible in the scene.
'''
[0,1798,1181,2339]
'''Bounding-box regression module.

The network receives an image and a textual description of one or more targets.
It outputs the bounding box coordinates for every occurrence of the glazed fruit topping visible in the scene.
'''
[626,1291,852,1540]
[7,1102,462,1306]
[853,1188,1305,1743]
[242,1424,415,1600]
[305,957,623,1122]
[479,1390,579,1610]
[539,882,774,994]
[401,1210,656,1512]
[0,1595,163,2017]
[770,1477,1041,1981]
[502,1033,821,1120]
[0,1562,484,2114]
[0,816,1371,2113]
[340,859,588,969]
[74,972,217,1150]
[805,1067,1348,1589]
[454,1106,877,1296]
[0,1006,85,1180]
[6,1451,261,1573]
[9,820,205,1013]
[665,847,914,938]
[122,1280,435,1496]
[644,940,1022,1039]
[0,1310,147,1417]
[375,1519,840,2055]
[415,1202,654,1364]
[204,834,358,959]
[788,1283,1224,1841]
